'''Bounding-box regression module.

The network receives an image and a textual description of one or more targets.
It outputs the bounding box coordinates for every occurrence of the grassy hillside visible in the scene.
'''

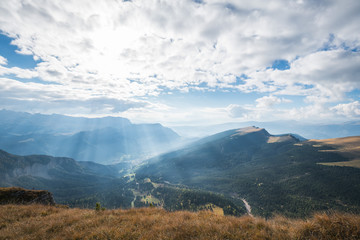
[0,204,359,240]
[136,127,360,218]
[310,136,360,168]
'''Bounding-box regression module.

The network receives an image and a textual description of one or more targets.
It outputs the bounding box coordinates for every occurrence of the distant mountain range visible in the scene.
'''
[136,126,360,217]
[0,109,131,134]
[0,110,181,164]
[171,120,360,139]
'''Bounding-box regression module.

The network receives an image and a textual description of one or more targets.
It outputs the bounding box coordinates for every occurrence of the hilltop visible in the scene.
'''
[0,204,359,240]
[171,120,360,139]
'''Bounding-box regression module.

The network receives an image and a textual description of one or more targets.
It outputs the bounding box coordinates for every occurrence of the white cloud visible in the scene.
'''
[0,65,38,79]
[284,103,334,122]
[331,101,360,117]
[0,1,359,90]
[0,56,7,65]
[0,77,145,115]
[246,49,360,102]
[0,0,359,121]
[255,95,292,108]
[226,104,249,118]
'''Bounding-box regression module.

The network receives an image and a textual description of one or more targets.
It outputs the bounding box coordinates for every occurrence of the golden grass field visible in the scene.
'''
[310,136,360,168]
[0,204,359,240]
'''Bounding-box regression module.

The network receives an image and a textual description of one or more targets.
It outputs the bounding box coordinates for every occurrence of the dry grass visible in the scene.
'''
[310,137,360,168]
[267,135,293,143]
[310,137,360,155]
[0,205,359,239]
[318,159,360,168]
[232,127,263,136]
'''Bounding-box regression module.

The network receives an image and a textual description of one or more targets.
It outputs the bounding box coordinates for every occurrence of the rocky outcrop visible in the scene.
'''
[0,187,55,205]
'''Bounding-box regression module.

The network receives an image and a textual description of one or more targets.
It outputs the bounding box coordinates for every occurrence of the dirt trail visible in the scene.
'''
[241,199,253,217]
[131,195,136,208]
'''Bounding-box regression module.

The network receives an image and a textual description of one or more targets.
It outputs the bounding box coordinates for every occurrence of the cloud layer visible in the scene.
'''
[0,0,359,122]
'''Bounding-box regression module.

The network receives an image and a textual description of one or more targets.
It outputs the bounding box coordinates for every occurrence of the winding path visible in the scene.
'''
[131,195,136,208]
[241,198,253,217]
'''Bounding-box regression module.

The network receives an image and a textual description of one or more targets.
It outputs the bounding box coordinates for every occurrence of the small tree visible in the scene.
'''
[95,202,105,211]
[95,202,101,211]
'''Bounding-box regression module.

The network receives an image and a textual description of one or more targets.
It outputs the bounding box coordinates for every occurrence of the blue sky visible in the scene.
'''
[0,0,360,126]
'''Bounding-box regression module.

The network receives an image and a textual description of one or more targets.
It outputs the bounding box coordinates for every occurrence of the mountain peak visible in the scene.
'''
[231,126,267,137]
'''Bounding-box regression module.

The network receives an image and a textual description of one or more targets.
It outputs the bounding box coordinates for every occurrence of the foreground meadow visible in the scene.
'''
[0,204,359,239]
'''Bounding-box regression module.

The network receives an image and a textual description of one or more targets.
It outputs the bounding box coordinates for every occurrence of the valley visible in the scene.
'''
[1,111,360,219]
[1,1,359,238]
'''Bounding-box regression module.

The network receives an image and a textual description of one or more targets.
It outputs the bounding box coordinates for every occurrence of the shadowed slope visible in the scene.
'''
[0,150,134,208]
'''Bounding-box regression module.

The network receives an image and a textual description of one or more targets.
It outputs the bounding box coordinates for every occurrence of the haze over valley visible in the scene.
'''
[1,0,360,238]
[0,110,360,219]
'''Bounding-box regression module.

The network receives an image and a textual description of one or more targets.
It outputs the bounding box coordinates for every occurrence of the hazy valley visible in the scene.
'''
[0,110,360,222]
[2,0,360,238]
[0,110,181,165]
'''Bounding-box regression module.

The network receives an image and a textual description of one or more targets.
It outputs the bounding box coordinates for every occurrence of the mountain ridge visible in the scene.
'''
[136,127,360,217]
[0,109,181,164]
[171,120,360,139]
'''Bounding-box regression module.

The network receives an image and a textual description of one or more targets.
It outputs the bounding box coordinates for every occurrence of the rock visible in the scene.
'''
[0,187,55,205]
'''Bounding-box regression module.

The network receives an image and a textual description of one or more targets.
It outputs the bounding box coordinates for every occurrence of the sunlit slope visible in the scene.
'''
[173,120,360,139]
[137,127,300,182]
[136,127,360,218]
[309,136,360,168]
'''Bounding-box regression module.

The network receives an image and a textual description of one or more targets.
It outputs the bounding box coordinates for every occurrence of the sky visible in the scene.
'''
[0,0,360,126]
